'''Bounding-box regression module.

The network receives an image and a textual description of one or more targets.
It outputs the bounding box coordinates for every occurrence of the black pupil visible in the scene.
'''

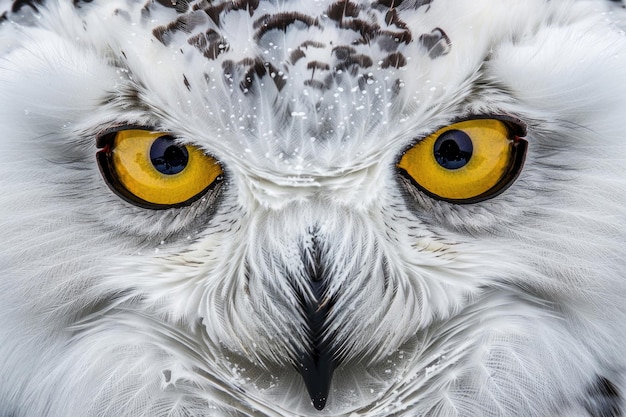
[150,136,189,175]
[433,130,473,170]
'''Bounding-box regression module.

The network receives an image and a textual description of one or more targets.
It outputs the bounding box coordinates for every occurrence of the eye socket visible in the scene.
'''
[97,129,223,209]
[397,118,527,203]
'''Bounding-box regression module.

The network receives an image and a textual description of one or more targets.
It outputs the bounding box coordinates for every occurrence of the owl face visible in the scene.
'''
[1,0,626,416]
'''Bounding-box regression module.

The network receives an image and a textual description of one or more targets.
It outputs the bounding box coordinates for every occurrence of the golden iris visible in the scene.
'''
[97,129,222,208]
[398,119,526,202]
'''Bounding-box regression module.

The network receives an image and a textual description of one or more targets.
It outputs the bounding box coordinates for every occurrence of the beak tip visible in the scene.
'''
[297,352,335,411]
[311,394,328,410]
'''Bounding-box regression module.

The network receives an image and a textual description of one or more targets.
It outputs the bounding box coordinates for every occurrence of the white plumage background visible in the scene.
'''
[0,0,625,416]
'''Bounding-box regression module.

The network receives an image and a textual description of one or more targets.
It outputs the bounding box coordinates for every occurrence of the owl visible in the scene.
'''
[1,0,626,416]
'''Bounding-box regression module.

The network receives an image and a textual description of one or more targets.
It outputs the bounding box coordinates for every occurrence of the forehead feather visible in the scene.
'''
[22,0,565,178]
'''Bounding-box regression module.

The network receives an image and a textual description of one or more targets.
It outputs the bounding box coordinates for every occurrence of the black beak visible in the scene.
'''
[294,259,336,411]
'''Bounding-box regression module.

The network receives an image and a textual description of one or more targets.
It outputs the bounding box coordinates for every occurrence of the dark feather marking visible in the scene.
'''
[307,61,331,71]
[8,0,99,12]
[307,61,331,87]
[253,12,319,41]
[378,29,412,45]
[332,46,373,71]
[384,9,408,29]
[155,0,177,6]
[304,79,329,90]
[223,58,286,92]
[289,48,307,65]
[242,60,285,91]
[152,13,206,46]
[375,0,405,7]
[326,0,361,21]
[152,26,168,44]
[155,0,189,13]
[233,0,260,16]
[202,3,230,26]
[198,0,259,26]
[332,45,357,61]
[329,5,412,46]
[141,3,150,18]
[188,29,230,60]
[289,41,325,65]
[191,0,210,10]
[335,53,373,70]
[241,60,266,91]
[357,72,375,90]
[187,32,207,48]
[377,0,431,11]
[585,376,622,417]
[300,40,326,49]
[380,52,407,68]
[341,19,380,44]
[222,59,235,84]
[340,18,411,47]
[419,27,451,58]
[162,370,172,383]
[183,74,191,91]
[265,61,287,91]
[413,0,434,9]
[392,78,404,95]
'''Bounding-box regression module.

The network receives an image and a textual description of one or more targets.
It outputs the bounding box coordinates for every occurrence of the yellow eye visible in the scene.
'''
[97,129,223,209]
[397,119,527,203]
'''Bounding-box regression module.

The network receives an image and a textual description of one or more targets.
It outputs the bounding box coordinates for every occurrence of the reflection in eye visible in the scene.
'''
[433,130,474,170]
[149,136,190,176]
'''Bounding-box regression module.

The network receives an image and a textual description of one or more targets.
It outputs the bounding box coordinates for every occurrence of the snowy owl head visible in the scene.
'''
[1,0,625,416]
